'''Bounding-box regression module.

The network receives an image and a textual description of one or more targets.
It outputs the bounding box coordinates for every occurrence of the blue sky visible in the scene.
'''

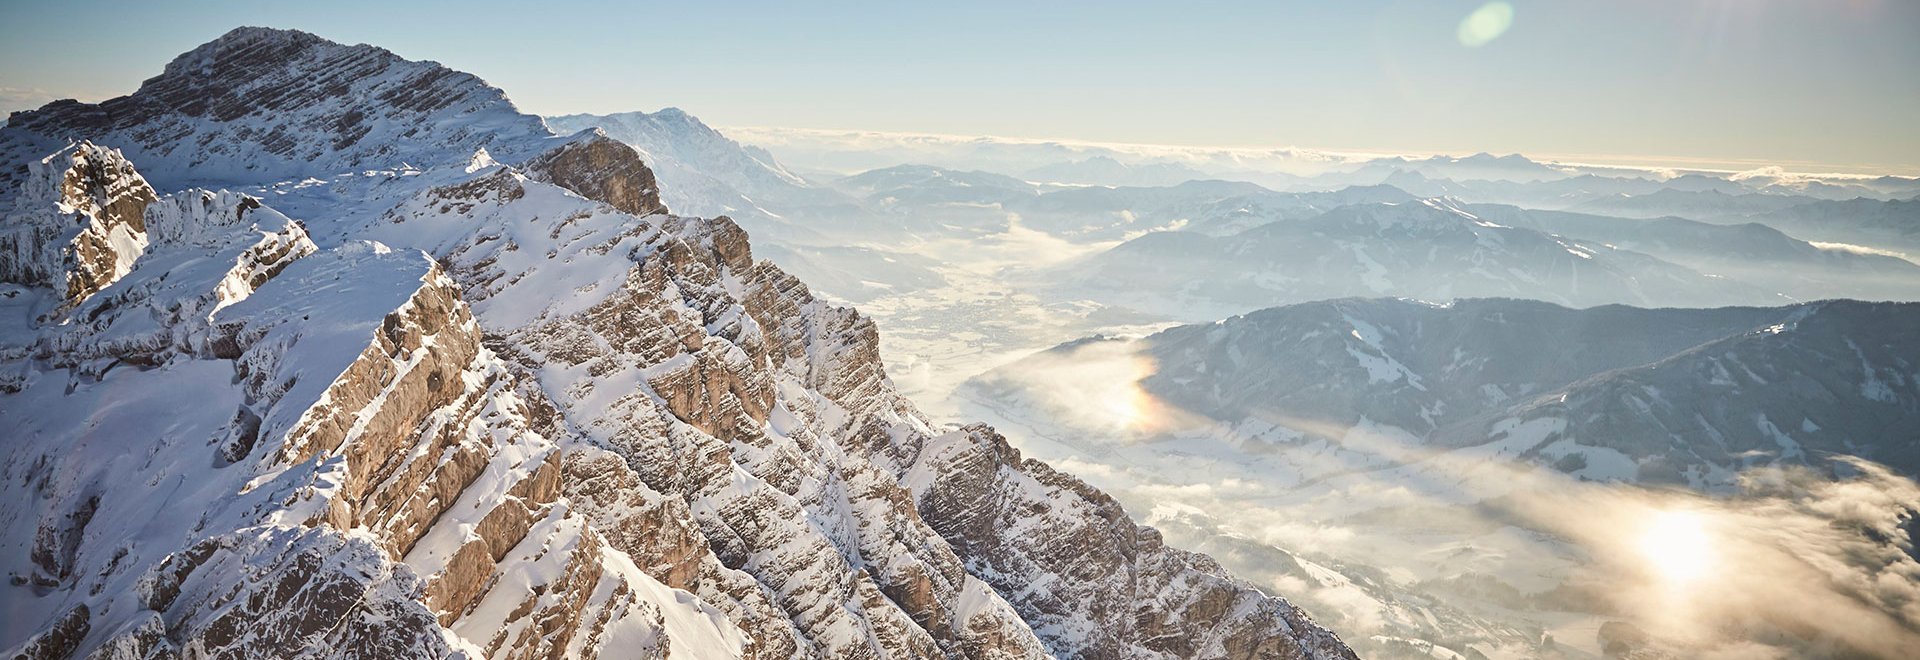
[2,0,1915,173]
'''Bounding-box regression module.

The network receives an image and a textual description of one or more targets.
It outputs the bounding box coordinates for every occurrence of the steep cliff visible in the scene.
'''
[0,142,155,305]
[0,26,1352,660]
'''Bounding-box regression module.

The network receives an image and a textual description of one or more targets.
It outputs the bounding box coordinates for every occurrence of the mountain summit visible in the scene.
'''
[0,27,1353,659]
[0,27,548,193]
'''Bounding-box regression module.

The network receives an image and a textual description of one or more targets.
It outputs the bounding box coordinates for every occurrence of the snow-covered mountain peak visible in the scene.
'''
[157,25,333,76]
[641,106,702,129]
[1,28,1354,660]
[0,26,551,193]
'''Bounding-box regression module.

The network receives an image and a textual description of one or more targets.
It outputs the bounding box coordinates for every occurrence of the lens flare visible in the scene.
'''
[1458,2,1516,47]
[1638,509,1716,584]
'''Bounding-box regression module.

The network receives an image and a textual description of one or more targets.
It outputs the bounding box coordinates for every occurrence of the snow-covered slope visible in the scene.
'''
[0,26,1353,660]
[1562,191,1920,255]
[1111,298,1915,481]
[0,27,551,194]
[1461,204,1920,302]
[969,297,1920,487]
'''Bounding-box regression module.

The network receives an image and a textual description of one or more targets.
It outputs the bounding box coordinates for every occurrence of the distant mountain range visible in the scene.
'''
[990,297,1920,483]
[1463,203,1920,301]
[1050,199,1794,320]
[548,121,1920,315]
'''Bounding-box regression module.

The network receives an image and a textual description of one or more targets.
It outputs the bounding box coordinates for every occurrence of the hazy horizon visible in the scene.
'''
[711,123,1920,178]
[4,0,1917,176]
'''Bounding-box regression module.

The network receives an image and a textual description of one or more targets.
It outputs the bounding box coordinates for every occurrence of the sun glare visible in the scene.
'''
[1047,345,1164,435]
[1638,509,1716,584]
[1103,393,1143,431]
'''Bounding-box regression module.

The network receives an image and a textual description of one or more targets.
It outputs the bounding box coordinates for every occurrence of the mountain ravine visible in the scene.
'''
[0,27,1354,659]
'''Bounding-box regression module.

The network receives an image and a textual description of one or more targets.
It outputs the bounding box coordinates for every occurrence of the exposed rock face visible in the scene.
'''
[2,189,310,385]
[546,109,809,201]
[391,154,1346,658]
[911,425,1356,659]
[108,527,461,660]
[540,109,870,248]
[2,170,742,658]
[0,26,1352,660]
[524,130,668,217]
[0,142,156,304]
[385,164,1044,659]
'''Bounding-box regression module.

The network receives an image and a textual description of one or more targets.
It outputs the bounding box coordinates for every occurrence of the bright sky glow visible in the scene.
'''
[1,0,1915,173]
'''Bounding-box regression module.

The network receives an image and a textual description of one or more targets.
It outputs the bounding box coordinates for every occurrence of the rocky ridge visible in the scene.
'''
[0,27,1353,660]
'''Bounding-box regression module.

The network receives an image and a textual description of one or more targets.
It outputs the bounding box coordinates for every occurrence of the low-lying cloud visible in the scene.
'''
[968,338,1920,658]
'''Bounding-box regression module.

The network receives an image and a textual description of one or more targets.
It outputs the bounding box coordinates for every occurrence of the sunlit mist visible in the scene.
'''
[972,340,1920,657]
[966,338,1190,437]
[1100,388,1145,431]
[1638,509,1716,585]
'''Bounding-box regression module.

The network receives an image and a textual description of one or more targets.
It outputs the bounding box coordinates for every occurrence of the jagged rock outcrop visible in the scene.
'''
[0,26,1353,660]
[380,161,1043,659]
[911,425,1356,659]
[103,527,461,660]
[2,170,742,658]
[525,130,668,217]
[384,151,1345,658]
[0,142,155,304]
